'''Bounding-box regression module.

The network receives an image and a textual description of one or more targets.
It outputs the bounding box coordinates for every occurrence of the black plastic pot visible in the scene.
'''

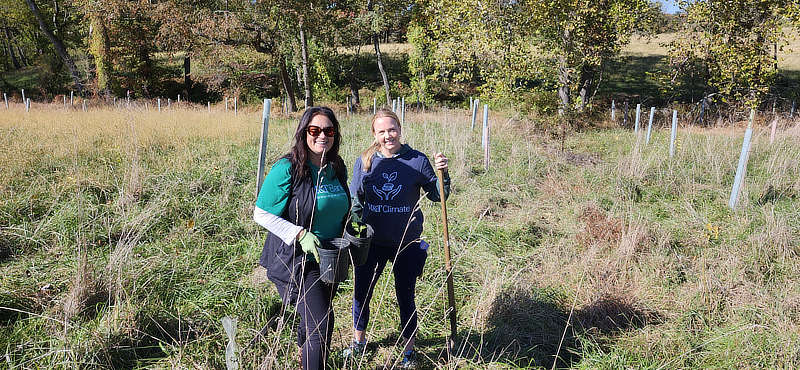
[344,223,373,266]
[317,238,351,283]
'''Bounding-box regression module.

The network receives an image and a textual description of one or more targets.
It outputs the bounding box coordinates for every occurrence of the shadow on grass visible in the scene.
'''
[95,312,205,369]
[451,287,663,368]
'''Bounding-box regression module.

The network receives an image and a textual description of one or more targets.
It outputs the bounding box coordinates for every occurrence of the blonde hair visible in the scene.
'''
[361,108,402,172]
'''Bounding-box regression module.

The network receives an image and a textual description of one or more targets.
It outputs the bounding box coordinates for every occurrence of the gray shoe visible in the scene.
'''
[399,349,416,369]
[342,340,366,359]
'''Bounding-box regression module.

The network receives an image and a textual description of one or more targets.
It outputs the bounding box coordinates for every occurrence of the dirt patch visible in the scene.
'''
[562,150,602,166]
[577,205,623,248]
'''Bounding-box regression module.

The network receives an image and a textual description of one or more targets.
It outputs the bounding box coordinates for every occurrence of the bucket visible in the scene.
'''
[317,238,351,283]
[344,222,373,266]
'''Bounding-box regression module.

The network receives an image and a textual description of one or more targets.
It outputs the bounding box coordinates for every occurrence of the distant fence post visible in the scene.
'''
[770,117,778,144]
[611,99,615,122]
[208,102,210,113]
[177,94,181,103]
[225,97,228,112]
[729,109,755,209]
[3,93,7,109]
[234,97,238,116]
[21,89,25,104]
[482,104,489,150]
[25,98,30,112]
[401,96,405,125]
[158,98,161,112]
[669,109,677,157]
[646,107,655,145]
[623,101,629,127]
[257,98,272,196]
[791,100,796,118]
[471,99,479,131]
[699,97,706,125]
[113,97,116,107]
[392,98,397,113]
[83,99,87,112]
[484,114,490,172]
[634,103,641,135]
[168,98,171,109]
[373,97,376,115]
[71,91,75,107]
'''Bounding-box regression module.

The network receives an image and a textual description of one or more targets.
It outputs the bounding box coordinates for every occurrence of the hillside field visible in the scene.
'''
[1,103,800,368]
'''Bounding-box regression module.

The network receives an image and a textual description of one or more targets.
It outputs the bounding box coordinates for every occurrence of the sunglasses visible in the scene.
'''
[306,126,336,137]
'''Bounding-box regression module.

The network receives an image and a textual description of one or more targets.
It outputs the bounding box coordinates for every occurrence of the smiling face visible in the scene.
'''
[373,116,401,156]
[306,114,334,159]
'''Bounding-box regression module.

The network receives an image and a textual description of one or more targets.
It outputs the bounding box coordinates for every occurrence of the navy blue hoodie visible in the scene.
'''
[350,144,450,249]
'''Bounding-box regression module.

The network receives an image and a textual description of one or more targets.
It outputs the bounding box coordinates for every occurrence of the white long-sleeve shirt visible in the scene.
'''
[253,206,303,246]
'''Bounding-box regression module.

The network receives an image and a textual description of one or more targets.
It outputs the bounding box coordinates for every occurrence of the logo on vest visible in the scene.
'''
[372,171,402,200]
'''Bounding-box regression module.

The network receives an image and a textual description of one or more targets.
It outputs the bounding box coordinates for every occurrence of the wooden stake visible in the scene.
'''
[436,168,457,353]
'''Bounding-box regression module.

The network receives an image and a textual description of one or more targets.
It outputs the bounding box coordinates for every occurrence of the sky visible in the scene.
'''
[658,0,680,14]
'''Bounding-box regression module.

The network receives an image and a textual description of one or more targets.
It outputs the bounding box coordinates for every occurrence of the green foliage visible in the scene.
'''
[667,0,800,108]
[411,0,655,113]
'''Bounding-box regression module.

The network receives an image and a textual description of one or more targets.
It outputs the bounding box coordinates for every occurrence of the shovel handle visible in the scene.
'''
[437,168,458,344]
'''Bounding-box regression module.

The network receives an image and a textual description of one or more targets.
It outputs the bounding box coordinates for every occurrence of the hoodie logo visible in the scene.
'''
[373,172,402,200]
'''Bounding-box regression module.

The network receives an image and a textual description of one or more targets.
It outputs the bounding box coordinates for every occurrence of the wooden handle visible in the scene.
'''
[437,168,457,347]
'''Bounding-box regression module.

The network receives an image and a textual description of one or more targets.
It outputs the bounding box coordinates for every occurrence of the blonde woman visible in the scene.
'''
[345,108,450,368]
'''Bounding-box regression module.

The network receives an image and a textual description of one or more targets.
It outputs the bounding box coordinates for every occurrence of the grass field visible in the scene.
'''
[1,101,799,368]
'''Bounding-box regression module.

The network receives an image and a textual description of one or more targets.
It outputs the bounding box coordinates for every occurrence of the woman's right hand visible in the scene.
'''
[298,230,321,262]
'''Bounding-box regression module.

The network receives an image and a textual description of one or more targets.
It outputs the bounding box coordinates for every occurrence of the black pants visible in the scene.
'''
[352,241,427,340]
[297,266,337,370]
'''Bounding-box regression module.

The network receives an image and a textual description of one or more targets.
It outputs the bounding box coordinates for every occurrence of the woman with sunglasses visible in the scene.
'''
[344,108,450,368]
[253,107,350,369]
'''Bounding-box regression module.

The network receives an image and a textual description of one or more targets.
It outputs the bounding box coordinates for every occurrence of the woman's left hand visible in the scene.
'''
[433,152,448,171]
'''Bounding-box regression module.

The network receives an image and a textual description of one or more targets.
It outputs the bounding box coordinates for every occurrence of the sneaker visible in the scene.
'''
[341,340,366,359]
[399,349,416,369]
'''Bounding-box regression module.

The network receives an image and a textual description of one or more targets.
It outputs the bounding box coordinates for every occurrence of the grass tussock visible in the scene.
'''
[1,102,799,368]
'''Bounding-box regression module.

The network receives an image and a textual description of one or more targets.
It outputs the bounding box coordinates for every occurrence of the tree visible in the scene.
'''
[25,0,84,94]
[667,0,800,108]
[412,0,654,112]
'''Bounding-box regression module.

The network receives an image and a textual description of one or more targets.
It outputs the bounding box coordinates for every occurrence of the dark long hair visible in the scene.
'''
[286,106,346,182]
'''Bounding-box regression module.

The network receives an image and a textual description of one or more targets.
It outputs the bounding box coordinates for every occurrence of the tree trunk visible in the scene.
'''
[299,20,313,108]
[577,65,595,112]
[16,44,29,66]
[279,57,297,112]
[183,56,191,99]
[3,29,21,69]
[374,34,390,106]
[89,16,111,94]
[349,53,360,109]
[557,54,571,111]
[24,0,82,94]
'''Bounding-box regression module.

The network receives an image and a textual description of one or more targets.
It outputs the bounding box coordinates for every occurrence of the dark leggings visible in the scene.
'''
[297,267,337,370]
[352,242,427,340]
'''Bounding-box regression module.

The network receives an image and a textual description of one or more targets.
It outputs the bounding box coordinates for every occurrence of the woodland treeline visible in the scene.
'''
[1,0,799,115]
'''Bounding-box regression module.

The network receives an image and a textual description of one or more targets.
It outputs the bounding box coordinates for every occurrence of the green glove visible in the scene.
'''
[298,230,320,262]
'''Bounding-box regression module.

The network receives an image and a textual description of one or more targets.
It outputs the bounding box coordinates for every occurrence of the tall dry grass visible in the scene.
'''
[1,102,799,368]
